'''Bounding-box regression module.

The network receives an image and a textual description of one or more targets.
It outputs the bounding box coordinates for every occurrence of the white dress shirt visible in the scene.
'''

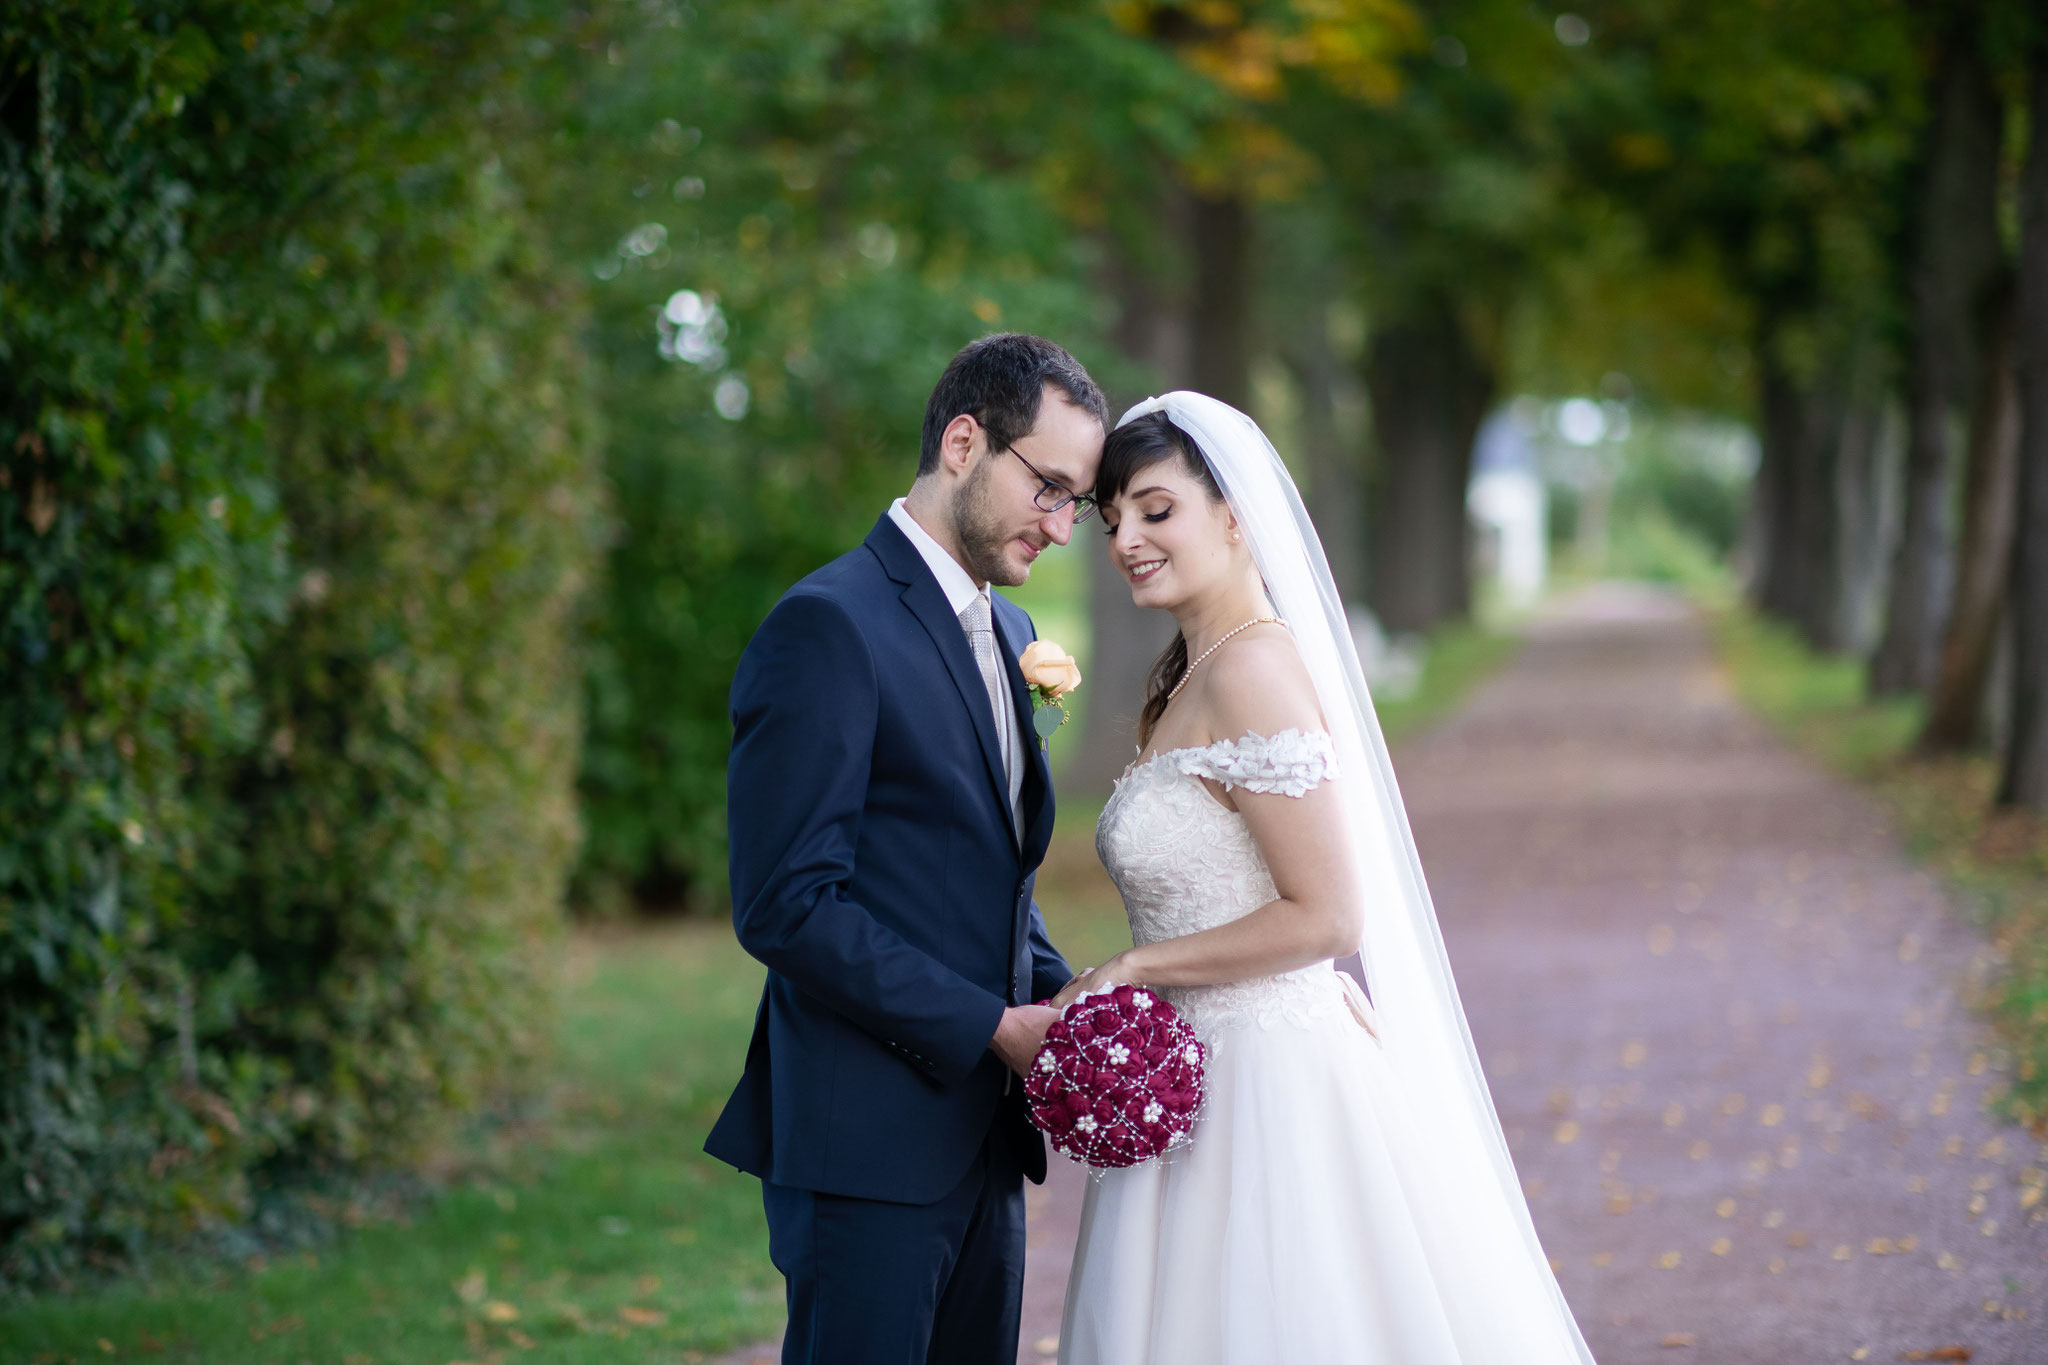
[888,498,1026,837]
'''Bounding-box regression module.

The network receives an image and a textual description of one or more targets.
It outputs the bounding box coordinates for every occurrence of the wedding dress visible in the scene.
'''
[1059,730,1532,1362]
[1057,392,1594,1364]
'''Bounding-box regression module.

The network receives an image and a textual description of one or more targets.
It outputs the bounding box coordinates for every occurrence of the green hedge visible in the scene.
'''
[1,1,598,1289]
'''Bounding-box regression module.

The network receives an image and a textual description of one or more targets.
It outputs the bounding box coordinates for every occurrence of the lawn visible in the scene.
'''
[1,617,1513,1364]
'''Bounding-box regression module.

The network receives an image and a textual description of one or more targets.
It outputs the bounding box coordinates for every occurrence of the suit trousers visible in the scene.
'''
[763,1127,1027,1365]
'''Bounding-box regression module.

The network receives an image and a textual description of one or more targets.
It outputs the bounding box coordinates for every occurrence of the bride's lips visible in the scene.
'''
[1126,558,1165,584]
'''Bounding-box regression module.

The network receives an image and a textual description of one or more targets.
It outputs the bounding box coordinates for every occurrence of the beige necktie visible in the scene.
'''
[957,591,1023,838]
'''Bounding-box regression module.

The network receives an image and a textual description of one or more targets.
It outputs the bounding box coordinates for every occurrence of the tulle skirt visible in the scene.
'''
[1058,1000,1551,1364]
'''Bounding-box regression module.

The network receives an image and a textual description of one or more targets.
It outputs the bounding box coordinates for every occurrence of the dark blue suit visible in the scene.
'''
[706,512,1071,1363]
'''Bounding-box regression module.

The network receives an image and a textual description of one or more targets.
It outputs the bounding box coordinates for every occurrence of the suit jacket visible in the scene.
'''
[704,512,1072,1204]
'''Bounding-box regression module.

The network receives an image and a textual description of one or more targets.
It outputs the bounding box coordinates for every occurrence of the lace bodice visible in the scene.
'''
[1095,729,1354,1036]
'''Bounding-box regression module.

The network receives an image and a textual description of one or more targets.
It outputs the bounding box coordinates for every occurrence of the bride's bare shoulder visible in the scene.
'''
[1199,625,1323,740]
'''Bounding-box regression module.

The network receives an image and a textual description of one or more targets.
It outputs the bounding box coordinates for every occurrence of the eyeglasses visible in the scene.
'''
[1003,443,1097,523]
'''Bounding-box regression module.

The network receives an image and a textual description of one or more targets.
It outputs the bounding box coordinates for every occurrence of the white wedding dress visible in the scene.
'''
[1059,729,1562,1364]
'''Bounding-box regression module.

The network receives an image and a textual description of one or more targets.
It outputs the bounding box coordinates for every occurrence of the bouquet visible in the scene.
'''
[1025,983,1206,1169]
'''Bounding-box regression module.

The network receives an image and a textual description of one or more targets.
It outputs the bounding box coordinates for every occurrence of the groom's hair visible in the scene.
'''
[919,334,1108,476]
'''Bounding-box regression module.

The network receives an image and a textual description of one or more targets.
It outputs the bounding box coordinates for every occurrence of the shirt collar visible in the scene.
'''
[888,498,985,617]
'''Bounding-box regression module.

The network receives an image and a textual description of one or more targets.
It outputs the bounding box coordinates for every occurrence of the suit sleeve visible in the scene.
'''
[1026,900,1071,1005]
[727,591,1007,1083]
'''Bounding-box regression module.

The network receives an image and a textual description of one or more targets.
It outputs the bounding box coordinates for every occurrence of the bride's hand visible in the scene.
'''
[1049,953,1137,1011]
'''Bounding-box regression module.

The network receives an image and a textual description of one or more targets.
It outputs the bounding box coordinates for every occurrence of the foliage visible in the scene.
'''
[0,1,600,1288]
[556,1,1161,912]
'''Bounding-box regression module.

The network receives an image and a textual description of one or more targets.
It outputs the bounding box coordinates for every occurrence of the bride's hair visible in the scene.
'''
[1095,410,1226,747]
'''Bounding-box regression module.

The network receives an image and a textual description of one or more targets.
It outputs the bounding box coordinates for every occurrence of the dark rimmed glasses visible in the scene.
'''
[1004,444,1097,523]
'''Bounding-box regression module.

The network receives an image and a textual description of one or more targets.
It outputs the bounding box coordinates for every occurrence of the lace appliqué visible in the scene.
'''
[1168,727,1338,797]
[1098,730,1351,1036]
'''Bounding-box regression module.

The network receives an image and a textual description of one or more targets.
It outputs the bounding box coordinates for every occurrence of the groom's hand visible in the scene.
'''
[991,1004,1061,1076]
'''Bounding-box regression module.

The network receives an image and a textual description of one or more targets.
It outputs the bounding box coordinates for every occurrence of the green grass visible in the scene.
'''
[1,929,785,1364]
[1712,605,2048,1133]
[0,597,1515,1364]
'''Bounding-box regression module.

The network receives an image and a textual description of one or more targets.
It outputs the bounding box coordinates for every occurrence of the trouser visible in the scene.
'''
[762,1129,1027,1365]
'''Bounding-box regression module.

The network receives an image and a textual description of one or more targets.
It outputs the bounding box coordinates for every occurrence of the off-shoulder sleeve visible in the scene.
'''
[1171,728,1339,797]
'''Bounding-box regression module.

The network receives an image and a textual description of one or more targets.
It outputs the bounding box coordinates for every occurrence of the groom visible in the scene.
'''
[706,334,1109,1363]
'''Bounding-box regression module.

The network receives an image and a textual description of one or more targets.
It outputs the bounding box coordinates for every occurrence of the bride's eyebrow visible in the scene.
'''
[1126,485,1171,499]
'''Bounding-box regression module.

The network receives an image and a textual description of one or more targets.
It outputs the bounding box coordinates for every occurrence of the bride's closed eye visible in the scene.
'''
[1102,510,1172,535]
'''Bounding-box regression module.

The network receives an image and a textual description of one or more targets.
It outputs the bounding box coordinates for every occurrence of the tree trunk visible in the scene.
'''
[1751,339,1844,650]
[1921,276,2019,750]
[1276,295,1368,606]
[1997,39,2048,810]
[1188,192,1253,411]
[1835,397,1904,656]
[1869,11,2003,694]
[1064,187,1204,794]
[1363,301,1494,634]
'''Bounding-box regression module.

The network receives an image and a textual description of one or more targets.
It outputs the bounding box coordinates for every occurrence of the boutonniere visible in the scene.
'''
[1019,640,1082,741]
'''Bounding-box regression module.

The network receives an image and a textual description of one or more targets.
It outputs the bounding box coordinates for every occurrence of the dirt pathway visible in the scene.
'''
[1014,584,2048,1363]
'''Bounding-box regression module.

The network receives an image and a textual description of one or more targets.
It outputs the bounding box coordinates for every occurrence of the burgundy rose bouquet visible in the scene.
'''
[1025,983,1207,1169]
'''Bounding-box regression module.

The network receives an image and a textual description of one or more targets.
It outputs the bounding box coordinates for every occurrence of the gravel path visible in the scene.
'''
[1016,584,2048,1363]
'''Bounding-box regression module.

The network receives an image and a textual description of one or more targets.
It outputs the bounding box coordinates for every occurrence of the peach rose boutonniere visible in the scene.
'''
[1019,640,1083,741]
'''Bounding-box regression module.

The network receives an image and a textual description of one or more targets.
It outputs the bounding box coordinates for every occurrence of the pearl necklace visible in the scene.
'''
[1166,615,1285,703]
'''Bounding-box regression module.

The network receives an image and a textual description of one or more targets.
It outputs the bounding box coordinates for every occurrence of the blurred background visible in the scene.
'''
[6,0,2047,1355]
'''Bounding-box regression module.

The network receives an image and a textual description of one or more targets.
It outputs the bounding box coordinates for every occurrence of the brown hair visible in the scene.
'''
[1095,410,1225,747]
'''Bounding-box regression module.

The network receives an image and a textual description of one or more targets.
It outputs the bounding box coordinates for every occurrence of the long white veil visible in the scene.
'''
[1118,392,1596,1362]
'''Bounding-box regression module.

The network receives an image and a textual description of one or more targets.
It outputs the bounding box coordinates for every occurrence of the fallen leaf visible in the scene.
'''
[619,1306,666,1327]
[1898,1350,1971,1362]
[482,1301,520,1323]
[1660,1334,1696,1347]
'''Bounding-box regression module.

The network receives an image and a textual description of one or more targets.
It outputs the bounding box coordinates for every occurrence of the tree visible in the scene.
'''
[1998,28,2048,809]
[1870,2,2006,695]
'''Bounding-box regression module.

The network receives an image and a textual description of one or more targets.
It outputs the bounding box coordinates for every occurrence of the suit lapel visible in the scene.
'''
[993,599,1055,864]
[864,516,1014,827]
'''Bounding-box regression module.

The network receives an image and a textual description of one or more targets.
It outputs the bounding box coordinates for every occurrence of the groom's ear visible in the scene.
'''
[936,413,982,479]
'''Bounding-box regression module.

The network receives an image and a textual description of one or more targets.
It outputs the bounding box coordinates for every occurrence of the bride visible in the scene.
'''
[1051,394,1595,1363]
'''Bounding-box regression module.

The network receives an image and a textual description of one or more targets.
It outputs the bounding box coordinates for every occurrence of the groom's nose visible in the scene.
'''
[1040,504,1075,546]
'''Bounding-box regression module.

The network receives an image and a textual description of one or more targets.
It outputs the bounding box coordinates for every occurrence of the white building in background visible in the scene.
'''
[1467,404,1548,607]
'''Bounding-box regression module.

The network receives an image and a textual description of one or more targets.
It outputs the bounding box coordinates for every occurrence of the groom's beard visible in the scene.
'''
[954,458,1028,587]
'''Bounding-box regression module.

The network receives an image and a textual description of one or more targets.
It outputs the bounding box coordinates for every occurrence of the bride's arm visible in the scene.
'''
[1052,634,1364,1004]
